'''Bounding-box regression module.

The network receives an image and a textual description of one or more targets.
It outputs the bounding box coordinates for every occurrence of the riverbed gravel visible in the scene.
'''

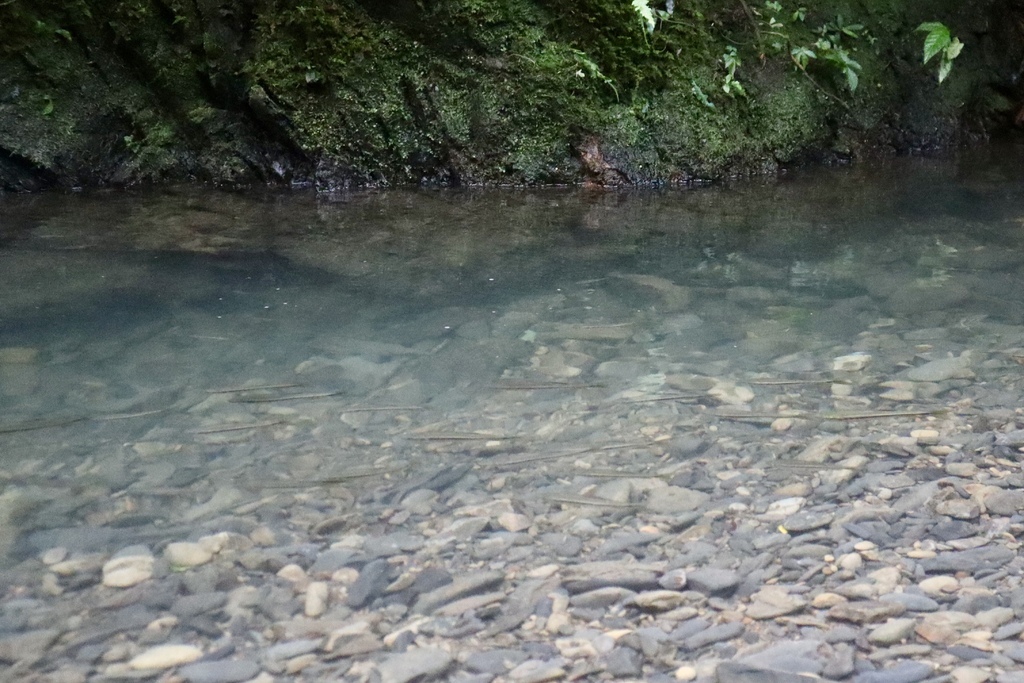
[4,190,1024,683]
[3,300,1024,683]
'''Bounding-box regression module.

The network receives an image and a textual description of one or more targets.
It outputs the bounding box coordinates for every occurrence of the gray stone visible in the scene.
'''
[348,559,392,608]
[821,643,856,679]
[740,640,824,675]
[948,644,990,661]
[539,533,583,557]
[669,618,710,643]
[644,487,709,514]
[1003,645,1024,663]
[931,520,980,542]
[782,510,835,533]
[682,622,745,651]
[953,592,1002,615]
[828,601,906,624]
[307,548,364,573]
[906,355,972,382]
[571,587,637,609]
[0,629,60,663]
[596,532,660,556]
[377,647,453,683]
[993,621,1024,640]
[364,532,425,557]
[853,661,933,683]
[562,561,662,593]
[263,639,320,661]
[985,491,1024,516]
[921,546,1015,573]
[716,661,818,683]
[413,571,505,614]
[868,618,917,646]
[686,569,740,597]
[465,649,530,674]
[178,660,261,683]
[171,592,228,619]
[603,646,643,677]
[879,593,940,612]
[995,431,1024,448]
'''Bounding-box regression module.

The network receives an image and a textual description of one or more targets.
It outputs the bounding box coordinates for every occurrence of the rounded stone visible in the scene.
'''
[675,665,697,681]
[920,576,960,597]
[129,644,203,670]
[165,542,214,568]
[868,618,917,646]
[102,551,154,588]
[304,581,330,618]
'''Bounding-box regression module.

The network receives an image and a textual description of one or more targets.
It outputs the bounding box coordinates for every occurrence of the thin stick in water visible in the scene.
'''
[208,383,302,394]
[194,420,284,435]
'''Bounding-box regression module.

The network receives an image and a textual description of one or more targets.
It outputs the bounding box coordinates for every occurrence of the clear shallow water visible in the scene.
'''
[2,148,1024,564]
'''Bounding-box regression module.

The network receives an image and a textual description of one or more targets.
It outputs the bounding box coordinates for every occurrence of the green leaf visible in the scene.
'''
[945,37,963,60]
[845,66,859,92]
[937,58,953,83]
[41,96,54,116]
[631,0,656,33]
[791,46,815,68]
[918,22,951,64]
[691,80,715,109]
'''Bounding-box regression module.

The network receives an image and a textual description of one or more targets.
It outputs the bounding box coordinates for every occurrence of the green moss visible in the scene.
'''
[0,0,1015,188]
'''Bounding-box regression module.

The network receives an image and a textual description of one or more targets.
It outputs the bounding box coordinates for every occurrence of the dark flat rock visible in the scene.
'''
[686,568,740,597]
[681,622,745,651]
[853,661,933,683]
[178,660,261,683]
[920,546,1015,574]
[715,661,818,683]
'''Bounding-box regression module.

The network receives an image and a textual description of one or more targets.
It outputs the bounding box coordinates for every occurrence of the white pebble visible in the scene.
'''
[128,644,202,670]
[305,581,330,617]
[674,665,697,681]
[919,575,959,596]
[277,564,308,585]
[497,512,531,532]
[40,547,68,565]
[164,542,213,568]
[102,551,154,588]
[838,553,863,571]
[833,352,872,372]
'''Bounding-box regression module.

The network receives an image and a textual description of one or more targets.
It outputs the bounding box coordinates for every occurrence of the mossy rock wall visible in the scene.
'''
[0,0,1021,190]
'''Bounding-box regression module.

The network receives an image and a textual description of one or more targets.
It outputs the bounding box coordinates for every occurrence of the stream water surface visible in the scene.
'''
[3,149,1024,680]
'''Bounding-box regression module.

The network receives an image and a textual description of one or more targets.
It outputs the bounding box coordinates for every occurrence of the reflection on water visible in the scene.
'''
[1,149,1024,565]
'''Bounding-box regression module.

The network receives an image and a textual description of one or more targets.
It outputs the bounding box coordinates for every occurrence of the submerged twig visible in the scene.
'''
[545,494,640,509]
[750,379,841,386]
[93,409,168,421]
[231,390,344,403]
[340,405,424,413]
[493,381,605,390]
[194,420,284,435]
[625,394,702,404]
[0,416,87,434]
[208,383,302,394]
[407,432,509,441]
[717,408,946,422]
[487,442,652,468]
[256,466,406,488]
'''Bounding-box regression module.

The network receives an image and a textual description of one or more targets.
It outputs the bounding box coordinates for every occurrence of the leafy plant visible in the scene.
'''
[916,22,962,83]
[691,80,716,109]
[570,49,619,101]
[631,0,656,34]
[721,46,746,98]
